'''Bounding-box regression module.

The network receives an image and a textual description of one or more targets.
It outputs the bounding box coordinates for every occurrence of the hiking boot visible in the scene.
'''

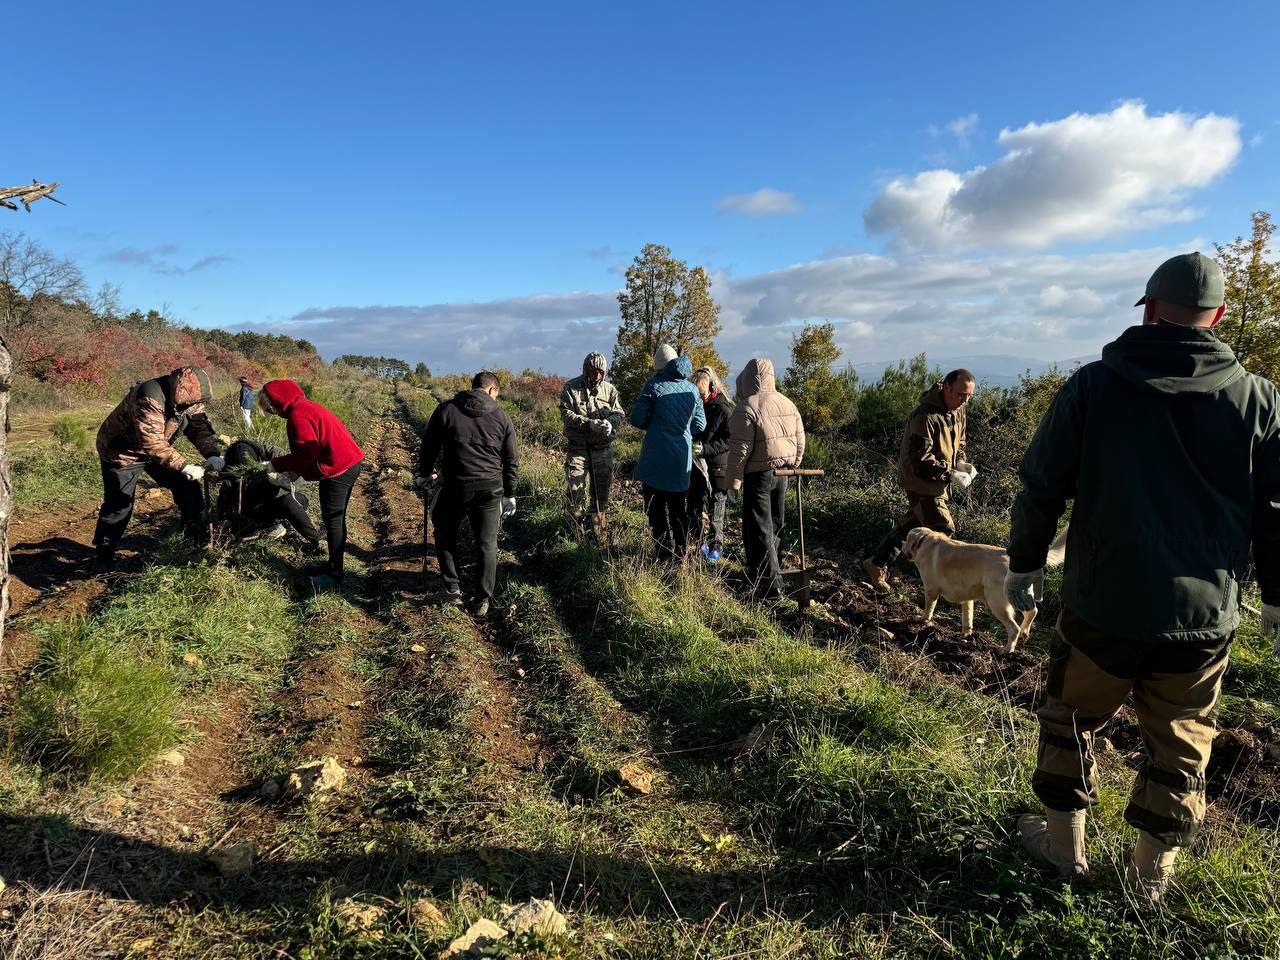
[443,585,464,607]
[862,559,890,594]
[1126,831,1180,905]
[93,546,117,574]
[469,597,491,619]
[265,523,288,541]
[1018,810,1089,879]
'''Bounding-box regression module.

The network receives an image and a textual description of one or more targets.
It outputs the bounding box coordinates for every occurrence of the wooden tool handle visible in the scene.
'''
[775,468,825,477]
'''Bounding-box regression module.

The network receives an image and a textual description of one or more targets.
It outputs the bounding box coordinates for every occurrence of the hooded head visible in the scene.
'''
[653,343,677,371]
[583,351,608,385]
[734,358,775,401]
[1103,325,1245,396]
[224,439,268,469]
[239,376,255,388]
[262,379,305,414]
[168,366,212,410]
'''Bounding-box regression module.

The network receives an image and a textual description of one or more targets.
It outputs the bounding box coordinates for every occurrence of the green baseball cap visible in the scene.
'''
[1134,252,1225,309]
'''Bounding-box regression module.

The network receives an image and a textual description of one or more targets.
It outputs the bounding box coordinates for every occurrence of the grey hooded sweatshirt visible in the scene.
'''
[1009,324,1280,643]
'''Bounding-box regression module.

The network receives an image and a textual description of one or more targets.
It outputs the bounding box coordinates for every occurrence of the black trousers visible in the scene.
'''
[94,461,204,551]
[743,470,788,599]
[318,461,364,579]
[642,484,689,560]
[434,485,502,600]
[273,491,322,543]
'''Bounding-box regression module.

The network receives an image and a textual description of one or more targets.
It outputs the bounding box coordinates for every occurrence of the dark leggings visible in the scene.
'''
[318,460,364,578]
[642,484,689,561]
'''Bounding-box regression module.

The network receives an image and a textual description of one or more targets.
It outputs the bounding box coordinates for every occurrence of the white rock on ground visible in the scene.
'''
[210,841,255,878]
[283,756,347,800]
[440,918,507,958]
[408,897,447,930]
[503,898,568,937]
[334,899,387,933]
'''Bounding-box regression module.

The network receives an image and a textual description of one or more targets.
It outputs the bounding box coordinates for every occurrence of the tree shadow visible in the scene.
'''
[0,814,861,926]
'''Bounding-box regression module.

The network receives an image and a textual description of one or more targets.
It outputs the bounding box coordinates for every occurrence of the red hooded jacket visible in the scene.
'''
[262,379,365,481]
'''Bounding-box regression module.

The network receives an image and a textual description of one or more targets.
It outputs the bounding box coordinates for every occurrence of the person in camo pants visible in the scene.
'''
[1006,252,1280,905]
[559,351,624,529]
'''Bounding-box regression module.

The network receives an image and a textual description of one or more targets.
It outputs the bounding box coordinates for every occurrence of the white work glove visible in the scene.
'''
[204,455,226,473]
[413,472,438,491]
[692,441,704,459]
[951,469,974,489]
[956,460,977,480]
[1261,604,1280,658]
[602,420,615,439]
[1005,569,1044,613]
[266,471,295,490]
[501,497,517,518]
[589,418,611,436]
[180,463,205,482]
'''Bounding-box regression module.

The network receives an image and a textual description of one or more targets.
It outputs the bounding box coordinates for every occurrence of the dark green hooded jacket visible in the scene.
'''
[1009,324,1280,644]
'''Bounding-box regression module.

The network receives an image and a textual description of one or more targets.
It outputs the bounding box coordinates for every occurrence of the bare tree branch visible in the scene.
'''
[0,181,63,212]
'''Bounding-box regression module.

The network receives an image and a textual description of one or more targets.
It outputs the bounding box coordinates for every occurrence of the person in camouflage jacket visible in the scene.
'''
[93,366,226,568]
[559,351,624,525]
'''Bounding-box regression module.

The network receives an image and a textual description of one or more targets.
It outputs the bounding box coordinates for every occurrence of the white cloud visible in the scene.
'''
[929,112,979,144]
[866,101,1241,250]
[248,244,1192,376]
[718,187,803,217]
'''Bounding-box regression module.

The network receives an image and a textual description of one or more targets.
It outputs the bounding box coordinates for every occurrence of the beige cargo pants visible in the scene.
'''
[1032,608,1229,846]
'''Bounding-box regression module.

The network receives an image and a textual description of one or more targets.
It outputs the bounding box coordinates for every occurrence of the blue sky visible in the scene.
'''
[6,0,1278,376]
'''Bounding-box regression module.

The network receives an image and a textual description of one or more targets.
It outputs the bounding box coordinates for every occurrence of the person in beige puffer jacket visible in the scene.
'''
[727,358,805,600]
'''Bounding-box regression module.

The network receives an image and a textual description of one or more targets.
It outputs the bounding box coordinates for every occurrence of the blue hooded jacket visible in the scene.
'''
[629,356,706,493]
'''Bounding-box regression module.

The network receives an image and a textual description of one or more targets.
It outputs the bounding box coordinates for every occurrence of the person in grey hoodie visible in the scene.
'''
[1006,253,1280,904]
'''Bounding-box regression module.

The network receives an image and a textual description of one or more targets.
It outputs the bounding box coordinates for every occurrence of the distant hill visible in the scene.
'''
[850,354,1098,388]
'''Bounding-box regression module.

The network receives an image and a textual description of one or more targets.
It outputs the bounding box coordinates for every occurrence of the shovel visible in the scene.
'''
[775,468,826,611]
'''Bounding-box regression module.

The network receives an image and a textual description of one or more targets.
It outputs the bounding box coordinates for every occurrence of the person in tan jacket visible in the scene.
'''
[93,365,226,569]
[726,358,805,600]
[863,369,976,591]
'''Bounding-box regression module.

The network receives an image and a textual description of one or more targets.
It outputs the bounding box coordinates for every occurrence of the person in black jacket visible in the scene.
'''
[419,371,519,616]
[688,367,733,561]
[216,439,322,545]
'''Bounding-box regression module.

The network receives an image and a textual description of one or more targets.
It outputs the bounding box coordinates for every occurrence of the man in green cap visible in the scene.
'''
[1005,252,1280,904]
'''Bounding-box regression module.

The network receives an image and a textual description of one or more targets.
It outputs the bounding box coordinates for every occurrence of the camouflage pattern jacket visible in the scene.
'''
[96,366,223,470]
[560,376,624,452]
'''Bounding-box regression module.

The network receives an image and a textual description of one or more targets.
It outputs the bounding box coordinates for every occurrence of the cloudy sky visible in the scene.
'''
[9,1,1279,377]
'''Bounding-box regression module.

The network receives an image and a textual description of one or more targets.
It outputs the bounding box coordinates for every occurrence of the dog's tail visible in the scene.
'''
[1044,524,1069,568]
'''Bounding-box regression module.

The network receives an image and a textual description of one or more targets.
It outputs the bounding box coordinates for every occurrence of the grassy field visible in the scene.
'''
[0,384,1276,959]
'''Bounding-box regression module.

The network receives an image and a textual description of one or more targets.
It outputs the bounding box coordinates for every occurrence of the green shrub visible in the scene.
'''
[50,414,91,450]
[17,620,178,779]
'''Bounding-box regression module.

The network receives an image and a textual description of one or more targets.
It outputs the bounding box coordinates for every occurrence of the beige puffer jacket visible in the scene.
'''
[727,358,805,482]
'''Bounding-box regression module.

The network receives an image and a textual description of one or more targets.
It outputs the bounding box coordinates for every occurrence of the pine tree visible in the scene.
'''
[781,321,857,434]
[612,244,725,402]
[1215,211,1280,383]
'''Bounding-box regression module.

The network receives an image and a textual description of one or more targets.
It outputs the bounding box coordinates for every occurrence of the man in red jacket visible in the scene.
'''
[259,379,365,589]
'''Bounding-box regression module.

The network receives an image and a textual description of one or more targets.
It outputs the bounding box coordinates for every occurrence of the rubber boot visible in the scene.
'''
[1126,831,1180,905]
[1018,808,1088,879]
[862,559,890,594]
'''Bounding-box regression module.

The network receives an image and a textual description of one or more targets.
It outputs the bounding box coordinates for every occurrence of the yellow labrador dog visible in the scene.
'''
[900,526,1068,653]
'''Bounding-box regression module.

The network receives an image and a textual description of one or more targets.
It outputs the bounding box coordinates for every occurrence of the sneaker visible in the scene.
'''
[700,544,711,559]
[443,585,464,607]
[469,597,491,618]
[707,546,722,563]
[265,523,287,541]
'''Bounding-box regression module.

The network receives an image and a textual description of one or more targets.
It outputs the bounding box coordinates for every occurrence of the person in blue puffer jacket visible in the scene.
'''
[629,344,706,560]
